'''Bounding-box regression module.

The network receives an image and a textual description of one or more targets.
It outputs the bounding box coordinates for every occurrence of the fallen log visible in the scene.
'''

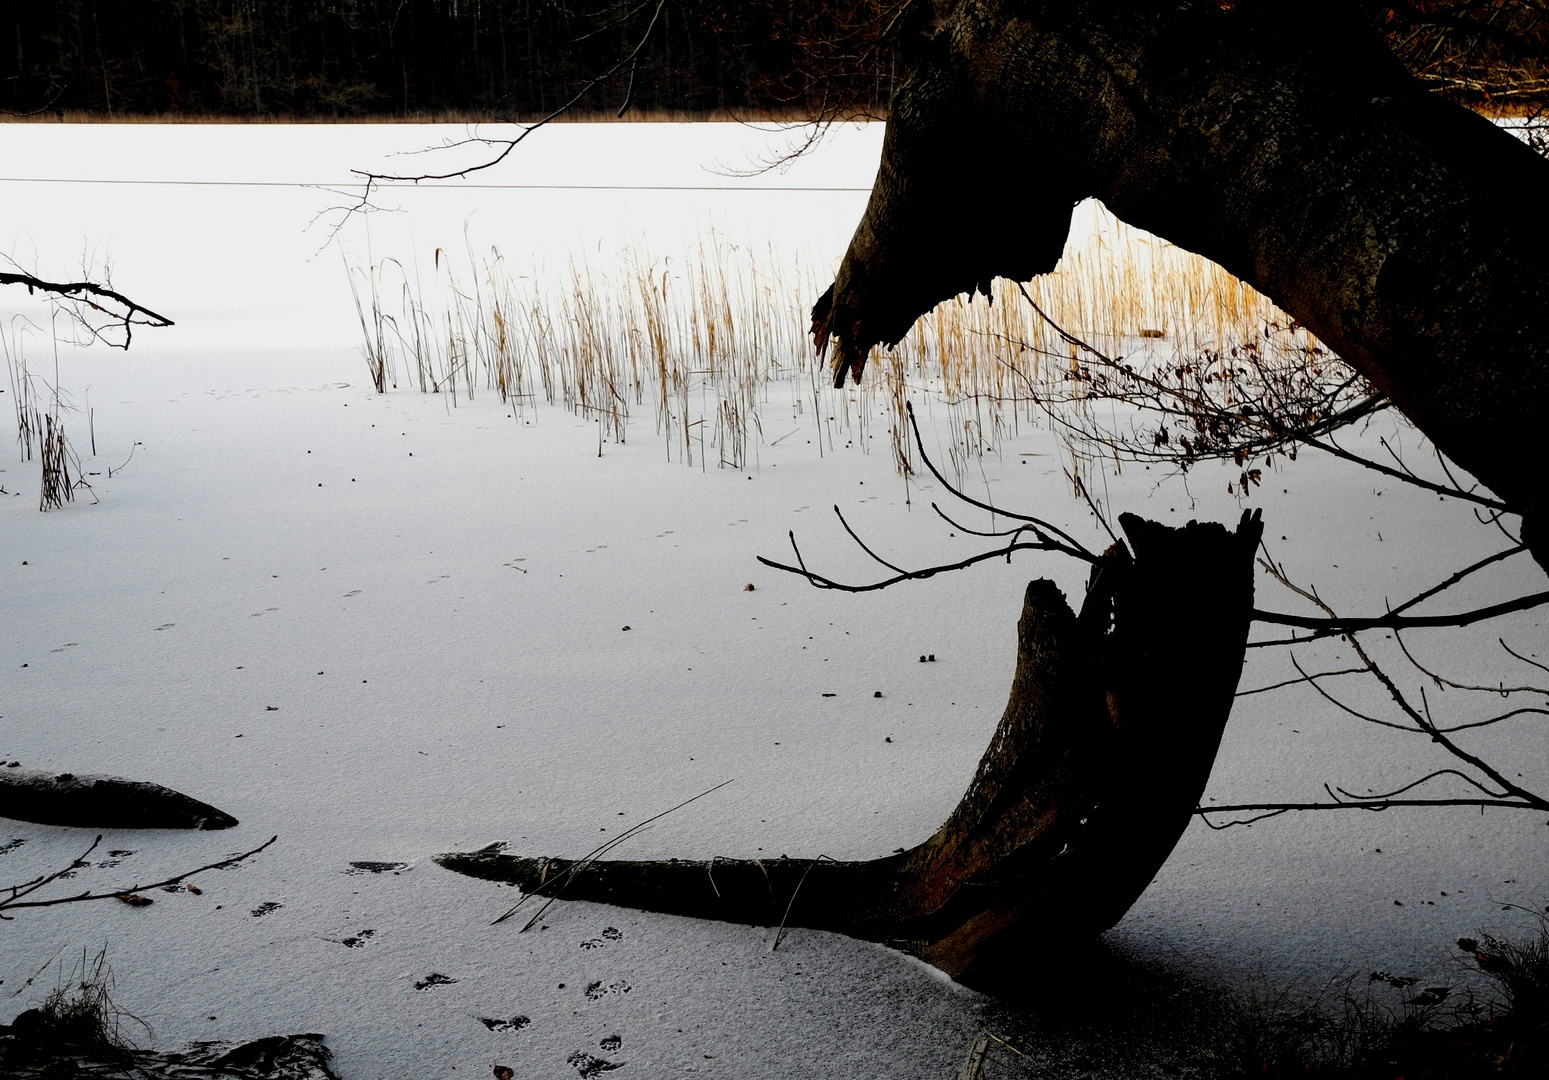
[0,768,238,830]
[440,510,1262,985]
[0,1015,336,1080]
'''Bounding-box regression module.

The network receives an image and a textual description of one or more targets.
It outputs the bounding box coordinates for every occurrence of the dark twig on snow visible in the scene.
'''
[0,835,277,918]
[1196,798,1544,829]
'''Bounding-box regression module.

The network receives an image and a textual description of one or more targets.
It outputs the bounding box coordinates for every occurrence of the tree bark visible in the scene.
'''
[812,0,1549,564]
[438,510,1262,985]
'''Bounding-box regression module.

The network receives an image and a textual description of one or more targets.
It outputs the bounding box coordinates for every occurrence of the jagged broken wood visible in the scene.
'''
[438,509,1263,985]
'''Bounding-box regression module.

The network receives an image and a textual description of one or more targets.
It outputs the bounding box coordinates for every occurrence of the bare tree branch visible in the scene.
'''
[352,0,670,193]
[1252,589,1549,637]
[1197,798,1544,829]
[0,271,173,349]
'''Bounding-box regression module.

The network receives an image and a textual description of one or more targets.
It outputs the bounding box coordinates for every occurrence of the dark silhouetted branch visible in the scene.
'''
[0,271,172,349]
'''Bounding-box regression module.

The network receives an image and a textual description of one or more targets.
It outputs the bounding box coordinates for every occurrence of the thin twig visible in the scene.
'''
[1235,666,1369,697]
[355,0,669,190]
[1196,799,1543,829]
[1331,768,1508,802]
[770,855,835,952]
[1388,545,1527,617]
[492,778,736,927]
[758,539,1079,593]
[1393,627,1549,696]
[1501,638,1549,676]
[902,402,1097,560]
[0,836,277,917]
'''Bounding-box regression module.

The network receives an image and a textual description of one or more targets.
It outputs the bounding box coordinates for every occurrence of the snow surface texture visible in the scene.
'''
[2,123,1547,1078]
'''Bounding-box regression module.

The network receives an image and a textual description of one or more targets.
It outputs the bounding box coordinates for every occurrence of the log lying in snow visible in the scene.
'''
[439,511,1262,985]
[0,1014,337,1080]
[0,768,238,830]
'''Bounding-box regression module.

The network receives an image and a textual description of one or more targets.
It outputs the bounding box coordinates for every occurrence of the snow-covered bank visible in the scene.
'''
[2,123,1547,1078]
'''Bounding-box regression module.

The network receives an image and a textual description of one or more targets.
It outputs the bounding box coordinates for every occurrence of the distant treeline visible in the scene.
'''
[6,2,1549,121]
[2,1,902,119]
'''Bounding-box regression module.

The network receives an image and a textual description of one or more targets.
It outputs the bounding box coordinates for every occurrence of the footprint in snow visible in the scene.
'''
[599,1036,621,1052]
[580,927,623,950]
[345,861,408,875]
[415,973,458,990]
[583,980,629,1001]
[343,590,362,597]
[479,1015,530,1032]
[339,929,376,948]
[567,1052,623,1078]
[250,901,283,918]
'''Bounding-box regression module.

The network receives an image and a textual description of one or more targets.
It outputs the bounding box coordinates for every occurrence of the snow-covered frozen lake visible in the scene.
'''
[2,122,1547,1078]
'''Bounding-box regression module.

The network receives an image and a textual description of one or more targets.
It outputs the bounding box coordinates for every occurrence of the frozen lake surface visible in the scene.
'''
[2,122,1547,1078]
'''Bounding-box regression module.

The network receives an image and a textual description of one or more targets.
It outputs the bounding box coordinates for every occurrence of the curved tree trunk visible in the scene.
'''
[812,0,1549,564]
[439,511,1262,985]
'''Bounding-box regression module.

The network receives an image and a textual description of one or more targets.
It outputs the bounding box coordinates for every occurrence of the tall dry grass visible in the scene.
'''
[3,324,92,510]
[344,200,1326,484]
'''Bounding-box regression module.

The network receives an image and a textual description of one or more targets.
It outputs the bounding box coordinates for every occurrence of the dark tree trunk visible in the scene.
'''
[439,511,1262,985]
[812,0,1549,564]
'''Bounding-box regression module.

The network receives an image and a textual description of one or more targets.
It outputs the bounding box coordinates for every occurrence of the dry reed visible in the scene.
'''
[344,200,1327,485]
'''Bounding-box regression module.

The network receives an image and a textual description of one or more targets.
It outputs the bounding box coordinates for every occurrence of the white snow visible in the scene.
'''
[1,121,1546,1078]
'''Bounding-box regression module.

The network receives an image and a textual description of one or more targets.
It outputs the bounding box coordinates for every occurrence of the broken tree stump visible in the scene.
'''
[439,511,1263,985]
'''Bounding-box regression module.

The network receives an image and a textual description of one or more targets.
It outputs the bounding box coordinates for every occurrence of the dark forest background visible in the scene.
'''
[3,2,1548,121]
[0,1,904,119]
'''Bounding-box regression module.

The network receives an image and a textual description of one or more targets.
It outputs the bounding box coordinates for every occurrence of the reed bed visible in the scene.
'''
[344,200,1326,483]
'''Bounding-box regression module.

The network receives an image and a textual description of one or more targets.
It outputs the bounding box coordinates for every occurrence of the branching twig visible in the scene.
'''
[0,271,173,350]
[0,835,277,918]
[353,0,669,196]
[1197,799,1544,829]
